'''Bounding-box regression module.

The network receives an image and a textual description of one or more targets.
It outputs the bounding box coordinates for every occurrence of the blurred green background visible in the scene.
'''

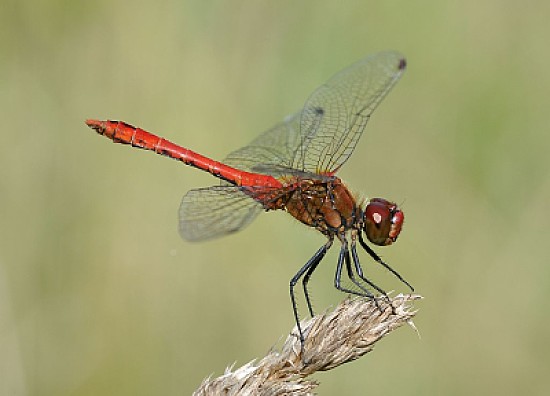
[2,0,549,394]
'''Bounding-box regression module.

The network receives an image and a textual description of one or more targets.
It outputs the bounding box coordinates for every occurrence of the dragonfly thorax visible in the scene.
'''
[279,177,360,237]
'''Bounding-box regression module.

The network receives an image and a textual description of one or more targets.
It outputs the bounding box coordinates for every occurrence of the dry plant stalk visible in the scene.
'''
[193,294,421,396]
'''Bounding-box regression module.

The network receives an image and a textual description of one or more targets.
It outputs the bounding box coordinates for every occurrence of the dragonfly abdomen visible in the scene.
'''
[86,119,282,189]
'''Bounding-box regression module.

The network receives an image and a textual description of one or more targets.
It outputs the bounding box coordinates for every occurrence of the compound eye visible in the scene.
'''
[363,198,404,246]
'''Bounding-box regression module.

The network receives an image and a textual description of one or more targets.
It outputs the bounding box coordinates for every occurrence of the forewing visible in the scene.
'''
[295,51,406,173]
[179,185,262,241]
[221,51,405,179]
[222,113,302,178]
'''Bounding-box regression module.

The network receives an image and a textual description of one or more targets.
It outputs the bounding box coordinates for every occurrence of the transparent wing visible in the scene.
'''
[222,112,302,176]
[179,185,263,241]
[296,51,406,173]
[223,51,405,177]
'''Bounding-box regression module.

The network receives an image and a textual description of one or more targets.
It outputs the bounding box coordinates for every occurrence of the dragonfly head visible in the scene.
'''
[363,198,404,246]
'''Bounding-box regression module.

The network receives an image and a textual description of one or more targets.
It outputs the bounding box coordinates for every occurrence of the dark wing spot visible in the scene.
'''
[314,107,325,115]
[398,58,407,71]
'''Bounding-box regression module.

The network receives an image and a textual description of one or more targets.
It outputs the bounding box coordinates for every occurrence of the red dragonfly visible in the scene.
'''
[86,51,413,349]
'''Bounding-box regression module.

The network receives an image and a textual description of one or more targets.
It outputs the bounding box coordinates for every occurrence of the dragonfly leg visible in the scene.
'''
[290,239,332,352]
[350,239,391,311]
[302,239,333,317]
[334,241,378,302]
[358,232,415,292]
[351,240,389,295]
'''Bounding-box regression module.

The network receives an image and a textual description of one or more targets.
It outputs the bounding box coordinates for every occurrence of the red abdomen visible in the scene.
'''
[86,120,282,189]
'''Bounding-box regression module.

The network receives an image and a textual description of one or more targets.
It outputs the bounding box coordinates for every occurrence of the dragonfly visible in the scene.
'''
[86,51,414,351]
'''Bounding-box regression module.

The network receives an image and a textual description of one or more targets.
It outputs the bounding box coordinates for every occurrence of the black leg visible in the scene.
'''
[358,233,415,292]
[334,242,375,298]
[343,242,376,299]
[350,240,388,296]
[290,239,332,351]
[351,240,393,311]
[302,243,328,317]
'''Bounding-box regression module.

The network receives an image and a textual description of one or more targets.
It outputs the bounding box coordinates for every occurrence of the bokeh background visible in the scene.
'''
[2,1,549,394]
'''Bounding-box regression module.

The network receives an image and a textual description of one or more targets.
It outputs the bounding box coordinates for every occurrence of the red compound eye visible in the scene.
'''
[363,198,404,246]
